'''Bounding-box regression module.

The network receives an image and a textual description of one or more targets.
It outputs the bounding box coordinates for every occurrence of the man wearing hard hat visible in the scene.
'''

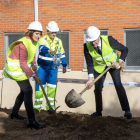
[33,21,67,114]
[84,26,132,119]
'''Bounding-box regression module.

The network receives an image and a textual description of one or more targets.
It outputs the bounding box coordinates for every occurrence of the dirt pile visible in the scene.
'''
[0,108,140,140]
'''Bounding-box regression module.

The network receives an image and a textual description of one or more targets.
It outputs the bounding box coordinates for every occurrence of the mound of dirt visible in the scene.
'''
[0,108,140,140]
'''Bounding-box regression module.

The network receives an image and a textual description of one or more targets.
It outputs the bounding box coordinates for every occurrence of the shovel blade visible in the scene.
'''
[65,89,85,108]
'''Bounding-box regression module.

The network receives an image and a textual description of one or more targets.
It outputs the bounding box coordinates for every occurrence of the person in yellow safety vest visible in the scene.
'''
[33,21,67,114]
[84,26,132,119]
[3,21,46,129]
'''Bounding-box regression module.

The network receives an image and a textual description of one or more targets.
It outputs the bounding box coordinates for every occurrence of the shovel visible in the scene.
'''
[65,65,112,108]
[32,63,60,117]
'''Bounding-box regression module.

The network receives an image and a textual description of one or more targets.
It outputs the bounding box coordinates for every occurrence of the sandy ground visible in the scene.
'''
[0,108,140,140]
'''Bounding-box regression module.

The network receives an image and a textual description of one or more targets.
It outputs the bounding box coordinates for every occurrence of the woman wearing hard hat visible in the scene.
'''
[3,21,46,129]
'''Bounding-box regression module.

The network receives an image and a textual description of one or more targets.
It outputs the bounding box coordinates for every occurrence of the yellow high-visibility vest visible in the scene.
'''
[39,34,64,52]
[86,35,120,73]
[3,37,38,81]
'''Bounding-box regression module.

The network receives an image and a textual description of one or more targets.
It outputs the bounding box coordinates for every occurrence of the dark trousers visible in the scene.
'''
[94,67,130,112]
[12,79,35,120]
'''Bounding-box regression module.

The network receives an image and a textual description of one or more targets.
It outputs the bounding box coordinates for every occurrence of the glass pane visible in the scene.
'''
[56,31,70,68]
[9,35,24,46]
[125,30,140,68]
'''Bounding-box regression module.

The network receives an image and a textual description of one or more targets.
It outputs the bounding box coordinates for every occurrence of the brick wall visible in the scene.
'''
[0,0,140,71]
[0,0,34,70]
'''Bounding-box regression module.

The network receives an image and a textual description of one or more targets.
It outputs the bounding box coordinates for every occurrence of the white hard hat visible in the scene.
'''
[27,21,43,32]
[86,26,100,41]
[46,21,59,32]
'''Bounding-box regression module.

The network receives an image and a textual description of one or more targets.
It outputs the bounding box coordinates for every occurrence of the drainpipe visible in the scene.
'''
[34,0,38,21]
[34,0,39,62]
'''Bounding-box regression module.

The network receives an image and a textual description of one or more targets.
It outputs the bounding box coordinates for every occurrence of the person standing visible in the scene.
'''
[3,21,46,129]
[33,21,67,114]
[84,26,132,119]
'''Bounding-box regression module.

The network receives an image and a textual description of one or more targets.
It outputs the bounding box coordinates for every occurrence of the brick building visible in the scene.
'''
[0,0,140,71]
[0,0,140,116]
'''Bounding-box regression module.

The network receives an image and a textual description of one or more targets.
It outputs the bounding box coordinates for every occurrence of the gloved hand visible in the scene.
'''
[85,77,94,89]
[63,67,66,73]
[48,50,55,56]
[32,64,37,71]
[33,75,42,85]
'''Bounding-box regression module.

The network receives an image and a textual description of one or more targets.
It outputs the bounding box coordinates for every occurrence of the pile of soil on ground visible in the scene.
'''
[0,108,140,140]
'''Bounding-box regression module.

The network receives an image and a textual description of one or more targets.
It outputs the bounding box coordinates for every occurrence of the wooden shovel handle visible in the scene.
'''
[80,65,112,95]
[90,65,112,85]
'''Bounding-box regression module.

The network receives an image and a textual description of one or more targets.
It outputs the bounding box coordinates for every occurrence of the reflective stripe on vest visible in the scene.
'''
[4,67,25,75]
[7,61,31,67]
[96,49,114,60]
[95,51,117,66]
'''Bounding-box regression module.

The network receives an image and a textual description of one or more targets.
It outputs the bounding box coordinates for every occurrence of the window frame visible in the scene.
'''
[56,30,70,69]
[123,28,140,70]
[4,32,25,63]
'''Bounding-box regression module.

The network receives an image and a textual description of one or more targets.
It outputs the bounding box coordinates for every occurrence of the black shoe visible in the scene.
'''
[91,112,102,117]
[124,110,132,119]
[34,109,39,115]
[11,113,26,120]
[28,119,46,130]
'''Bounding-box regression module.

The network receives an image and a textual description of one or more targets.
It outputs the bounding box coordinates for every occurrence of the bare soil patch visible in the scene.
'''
[0,108,140,140]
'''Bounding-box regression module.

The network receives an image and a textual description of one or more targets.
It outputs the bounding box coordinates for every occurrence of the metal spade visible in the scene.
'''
[65,65,112,108]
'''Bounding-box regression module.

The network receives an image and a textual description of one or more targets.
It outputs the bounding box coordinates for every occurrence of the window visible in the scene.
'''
[4,32,24,62]
[56,31,70,68]
[4,31,70,69]
[83,30,108,69]
[124,29,140,70]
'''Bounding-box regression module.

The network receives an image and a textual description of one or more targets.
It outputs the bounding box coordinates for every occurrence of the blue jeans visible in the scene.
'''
[94,67,130,112]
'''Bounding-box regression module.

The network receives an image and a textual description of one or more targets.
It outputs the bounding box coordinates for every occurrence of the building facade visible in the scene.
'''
[0,0,140,116]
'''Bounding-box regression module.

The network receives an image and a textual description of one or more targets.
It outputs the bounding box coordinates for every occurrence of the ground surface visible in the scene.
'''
[0,108,140,140]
